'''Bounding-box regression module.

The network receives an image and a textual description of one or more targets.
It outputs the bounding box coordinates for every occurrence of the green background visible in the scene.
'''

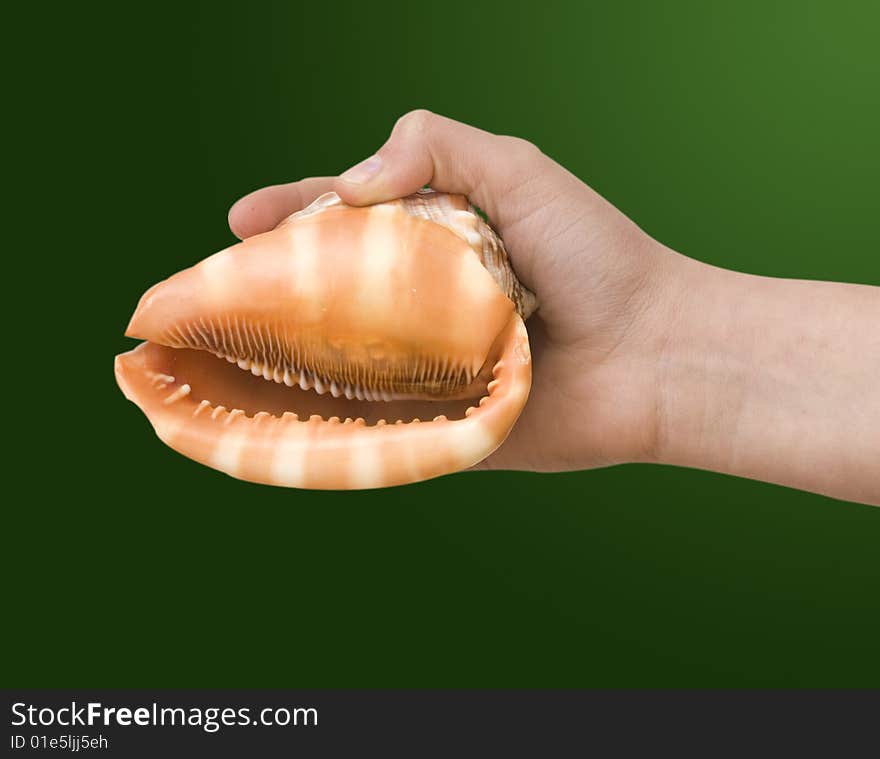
[7,1,878,686]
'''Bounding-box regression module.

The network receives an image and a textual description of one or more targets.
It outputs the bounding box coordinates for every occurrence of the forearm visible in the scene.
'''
[651,252,880,505]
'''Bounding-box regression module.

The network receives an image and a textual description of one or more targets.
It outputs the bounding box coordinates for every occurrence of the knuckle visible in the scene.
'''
[498,135,544,162]
[394,109,436,136]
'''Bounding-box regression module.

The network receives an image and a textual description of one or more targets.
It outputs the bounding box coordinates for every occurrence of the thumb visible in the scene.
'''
[333,110,548,229]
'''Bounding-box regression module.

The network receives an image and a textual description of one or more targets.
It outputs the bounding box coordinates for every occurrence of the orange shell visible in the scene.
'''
[115,190,533,489]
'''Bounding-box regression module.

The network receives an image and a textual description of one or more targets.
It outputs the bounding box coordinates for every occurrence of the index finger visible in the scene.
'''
[228,176,336,239]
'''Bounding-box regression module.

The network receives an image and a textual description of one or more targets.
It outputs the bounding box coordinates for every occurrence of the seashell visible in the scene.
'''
[115,189,535,489]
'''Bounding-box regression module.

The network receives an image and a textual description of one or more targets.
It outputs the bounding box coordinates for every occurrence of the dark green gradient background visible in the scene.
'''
[6,2,878,686]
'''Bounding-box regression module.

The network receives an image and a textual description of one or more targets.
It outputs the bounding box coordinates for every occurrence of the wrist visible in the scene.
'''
[644,253,749,470]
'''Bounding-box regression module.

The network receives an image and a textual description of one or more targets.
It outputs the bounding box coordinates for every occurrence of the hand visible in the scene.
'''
[229,111,880,504]
[228,110,673,473]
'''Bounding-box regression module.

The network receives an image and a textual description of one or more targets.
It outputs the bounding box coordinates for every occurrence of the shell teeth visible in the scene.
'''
[220,352,455,403]
[171,387,457,428]
[193,400,212,418]
[225,409,245,425]
[164,383,191,405]
[147,371,176,387]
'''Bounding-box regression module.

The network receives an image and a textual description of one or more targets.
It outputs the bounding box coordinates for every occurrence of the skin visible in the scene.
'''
[229,110,880,506]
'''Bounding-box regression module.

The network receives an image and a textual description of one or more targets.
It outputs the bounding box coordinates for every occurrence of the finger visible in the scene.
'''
[228,176,336,239]
[334,110,549,227]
